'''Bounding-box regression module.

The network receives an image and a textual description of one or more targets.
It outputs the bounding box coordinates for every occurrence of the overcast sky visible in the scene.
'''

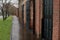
[11,0,18,8]
[0,0,18,8]
[0,0,18,12]
[8,0,18,8]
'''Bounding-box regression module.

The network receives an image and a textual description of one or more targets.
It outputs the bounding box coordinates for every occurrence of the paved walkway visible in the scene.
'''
[11,16,20,40]
[10,16,40,40]
[0,16,3,19]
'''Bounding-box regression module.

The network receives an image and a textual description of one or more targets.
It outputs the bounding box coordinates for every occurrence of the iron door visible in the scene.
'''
[42,0,53,40]
[26,0,30,30]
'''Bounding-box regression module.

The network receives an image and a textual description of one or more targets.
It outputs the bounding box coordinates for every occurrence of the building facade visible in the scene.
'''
[18,0,60,40]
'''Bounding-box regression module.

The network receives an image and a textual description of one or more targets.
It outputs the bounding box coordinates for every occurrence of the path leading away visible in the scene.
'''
[0,16,3,19]
[11,16,20,40]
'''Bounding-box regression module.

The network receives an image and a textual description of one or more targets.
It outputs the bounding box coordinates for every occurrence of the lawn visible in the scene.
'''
[0,16,12,40]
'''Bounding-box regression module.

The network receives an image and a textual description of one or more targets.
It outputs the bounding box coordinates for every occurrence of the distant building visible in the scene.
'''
[8,4,19,16]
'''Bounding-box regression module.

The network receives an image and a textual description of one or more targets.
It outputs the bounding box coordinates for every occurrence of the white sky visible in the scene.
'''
[0,0,18,8]
[0,0,18,12]
[11,0,18,8]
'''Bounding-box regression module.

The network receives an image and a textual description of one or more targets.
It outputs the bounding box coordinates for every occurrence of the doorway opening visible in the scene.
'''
[33,0,35,35]
[42,0,53,40]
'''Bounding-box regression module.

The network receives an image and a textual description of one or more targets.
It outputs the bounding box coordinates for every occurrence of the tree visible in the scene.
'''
[1,0,11,20]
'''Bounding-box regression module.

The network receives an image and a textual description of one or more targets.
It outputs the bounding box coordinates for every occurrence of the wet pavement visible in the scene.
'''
[11,16,20,40]
[11,16,40,40]
[19,25,40,40]
[0,16,3,19]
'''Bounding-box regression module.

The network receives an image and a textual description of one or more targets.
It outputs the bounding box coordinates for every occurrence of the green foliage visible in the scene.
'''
[0,16,12,40]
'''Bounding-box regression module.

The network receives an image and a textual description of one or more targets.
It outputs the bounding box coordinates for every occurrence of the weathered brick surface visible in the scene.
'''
[52,0,59,40]
[15,8,19,17]
[35,0,42,36]
[18,0,60,40]
[24,0,26,27]
[30,0,33,29]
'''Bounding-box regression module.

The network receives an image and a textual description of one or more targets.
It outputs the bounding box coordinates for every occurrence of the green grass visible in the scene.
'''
[0,16,12,40]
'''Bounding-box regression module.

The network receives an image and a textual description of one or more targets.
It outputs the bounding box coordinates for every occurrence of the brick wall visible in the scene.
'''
[52,0,59,40]
[19,0,23,24]
[18,0,60,40]
[30,0,33,29]
[15,8,19,17]
[24,0,26,27]
[35,0,60,39]
[35,0,40,37]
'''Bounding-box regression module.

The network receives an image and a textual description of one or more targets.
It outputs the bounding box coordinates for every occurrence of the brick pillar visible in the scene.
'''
[52,0,59,40]
[30,0,33,29]
[35,0,42,38]
[24,0,26,27]
[20,6,22,24]
[39,0,43,37]
[19,1,22,24]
